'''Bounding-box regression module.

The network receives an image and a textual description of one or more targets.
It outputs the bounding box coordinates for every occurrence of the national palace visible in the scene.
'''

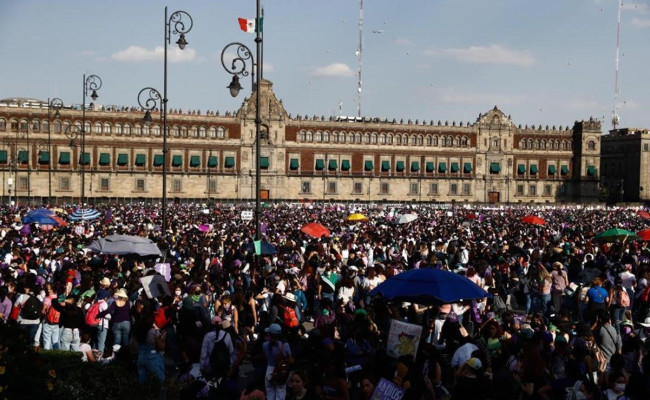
[1,79,648,205]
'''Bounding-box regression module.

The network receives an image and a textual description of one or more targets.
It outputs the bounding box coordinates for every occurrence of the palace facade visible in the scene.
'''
[0,80,604,205]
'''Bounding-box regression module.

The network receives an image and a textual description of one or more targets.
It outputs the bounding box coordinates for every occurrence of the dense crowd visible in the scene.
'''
[2,202,650,400]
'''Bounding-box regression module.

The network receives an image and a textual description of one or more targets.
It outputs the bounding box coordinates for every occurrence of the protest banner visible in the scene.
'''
[386,319,422,359]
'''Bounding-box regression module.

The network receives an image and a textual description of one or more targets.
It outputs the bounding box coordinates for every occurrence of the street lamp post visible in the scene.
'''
[81,74,102,207]
[136,7,193,236]
[32,139,47,204]
[221,0,262,242]
[47,98,63,205]
[65,123,83,204]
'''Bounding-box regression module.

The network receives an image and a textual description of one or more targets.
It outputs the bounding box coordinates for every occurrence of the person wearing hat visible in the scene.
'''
[50,292,85,351]
[97,288,132,347]
[453,357,492,400]
[263,323,293,400]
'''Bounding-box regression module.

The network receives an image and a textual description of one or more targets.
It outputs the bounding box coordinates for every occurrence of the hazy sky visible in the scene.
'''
[1,0,649,131]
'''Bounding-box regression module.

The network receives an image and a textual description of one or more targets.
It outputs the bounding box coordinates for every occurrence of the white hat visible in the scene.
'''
[639,317,650,328]
[284,292,297,303]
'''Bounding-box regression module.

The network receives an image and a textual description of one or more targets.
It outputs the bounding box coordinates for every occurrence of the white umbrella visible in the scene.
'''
[86,234,162,257]
[397,213,418,224]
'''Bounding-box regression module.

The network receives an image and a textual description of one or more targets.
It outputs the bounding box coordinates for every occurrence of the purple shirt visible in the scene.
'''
[0,297,12,321]
[98,300,131,323]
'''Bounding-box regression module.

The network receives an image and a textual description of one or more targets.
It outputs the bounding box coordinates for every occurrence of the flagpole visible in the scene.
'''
[260,7,264,80]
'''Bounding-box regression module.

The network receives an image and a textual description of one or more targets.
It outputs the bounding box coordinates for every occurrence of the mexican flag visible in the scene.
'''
[238,17,263,33]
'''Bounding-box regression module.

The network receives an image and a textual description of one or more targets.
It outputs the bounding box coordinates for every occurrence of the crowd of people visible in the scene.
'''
[2,202,650,400]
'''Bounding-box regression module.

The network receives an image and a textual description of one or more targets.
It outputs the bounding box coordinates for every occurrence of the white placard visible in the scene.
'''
[386,319,423,359]
[241,210,253,221]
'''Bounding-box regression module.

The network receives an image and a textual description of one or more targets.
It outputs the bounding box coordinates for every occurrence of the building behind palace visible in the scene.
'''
[1,79,634,205]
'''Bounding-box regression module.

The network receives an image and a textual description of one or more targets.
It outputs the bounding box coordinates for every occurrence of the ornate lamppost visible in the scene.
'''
[47,98,63,204]
[136,7,193,236]
[81,74,102,206]
[65,123,83,204]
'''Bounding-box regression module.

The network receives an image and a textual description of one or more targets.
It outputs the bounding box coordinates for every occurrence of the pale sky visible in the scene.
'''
[1,0,649,131]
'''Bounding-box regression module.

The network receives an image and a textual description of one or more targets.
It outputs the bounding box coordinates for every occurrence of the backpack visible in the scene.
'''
[641,285,650,303]
[45,304,61,324]
[85,301,102,327]
[207,331,231,380]
[616,288,630,308]
[20,295,42,320]
[282,306,299,328]
[492,294,507,314]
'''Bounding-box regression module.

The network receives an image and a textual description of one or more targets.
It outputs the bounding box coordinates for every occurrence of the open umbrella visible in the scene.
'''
[521,215,546,225]
[466,213,478,220]
[636,229,650,241]
[300,222,330,238]
[87,234,162,257]
[396,213,418,224]
[638,211,650,220]
[593,228,639,243]
[68,208,102,221]
[346,213,368,222]
[22,209,67,226]
[244,241,278,255]
[369,268,491,305]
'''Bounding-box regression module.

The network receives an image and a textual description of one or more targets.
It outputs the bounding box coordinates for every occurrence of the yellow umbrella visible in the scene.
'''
[346,213,368,222]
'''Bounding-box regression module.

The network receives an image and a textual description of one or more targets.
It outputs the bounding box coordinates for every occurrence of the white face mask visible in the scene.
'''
[175,290,182,296]
[614,383,625,393]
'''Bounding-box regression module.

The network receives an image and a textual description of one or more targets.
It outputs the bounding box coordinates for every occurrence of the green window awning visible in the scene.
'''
[0,150,7,163]
[464,162,472,173]
[59,152,70,164]
[425,162,435,172]
[224,156,235,168]
[548,165,556,174]
[411,161,420,172]
[341,160,350,171]
[190,155,200,167]
[450,162,460,173]
[396,161,405,172]
[260,156,270,169]
[18,150,28,163]
[587,165,596,176]
[517,164,526,174]
[171,155,182,167]
[208,156,218,168]
[99,153,110,165]
[135,154,146,166]
[364,160,374,171]
[328,159,337,170]
[117,153,128,166]
[381,160,390,171]
[79,152,90,165]
[530,164,538,174]
[490,162,501,173]
[438,162,447,172]
[289,158,299,170]
[315,159,325,170]
[153,154,164,167]
[561,165,569,175]
[38,151,50,164]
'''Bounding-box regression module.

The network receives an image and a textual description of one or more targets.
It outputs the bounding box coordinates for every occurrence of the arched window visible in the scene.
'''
[396,135,402,145]
[41,120,49,133]
[371,133,378,144]
[20,119,28,131]
[323,131,330,142]
[115,124,122,135]
[339,132,346,144]
[432,136,438,146]
[540,140,546,150]
[32,120,40,132]
[152,125,161,136]
[418,136,424,146]
[181,126,188,137]
[171,126,180,137]
[315,131,322,142]
[411,135,417,146]
[380,133,386,144]
[104,123,112,134]
[0,118,6,131]
[306,130,313,142]
[94,122,102,134]
[519,139,526,149]
[587,140,596,150]
[191,126,198,137]
[355,132,362,144]
[364,133,370,144]
[298,130,305,142]
[217,127,225,139]
[143,124,150,136]
[561,141,567,150]
[84,121,91,133]
[453,137,459,147]
[387,134,393,144]
[568,140,572,150]
[461,136,469,147]
[208,127,216,138]
[199,127,206,138]
[134,125,142,136]
[124,124,131,135]
[527,139,533,148]
[426,136,432,146]
[332,131,339,143]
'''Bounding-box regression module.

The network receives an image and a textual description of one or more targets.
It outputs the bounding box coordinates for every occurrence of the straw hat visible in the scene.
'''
[115,288,128,299]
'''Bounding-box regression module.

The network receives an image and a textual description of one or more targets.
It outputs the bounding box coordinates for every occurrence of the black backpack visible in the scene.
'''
[20,294,42,320]
[207,330,231,380]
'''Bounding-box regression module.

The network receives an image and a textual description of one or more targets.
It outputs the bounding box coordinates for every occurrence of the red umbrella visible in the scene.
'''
[638,211,650,220]
[466,213,478,220]
[300,222,330,238]
[637,229,650,241]
[521,215,546,225]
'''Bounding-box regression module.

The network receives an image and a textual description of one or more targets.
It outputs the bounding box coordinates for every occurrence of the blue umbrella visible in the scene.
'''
[369,267,491,305]
[244,241,278,255]
[22,209,66,226]
[68,208,102,221]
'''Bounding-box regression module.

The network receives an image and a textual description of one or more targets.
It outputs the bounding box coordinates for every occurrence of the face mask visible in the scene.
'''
[175,290,182,296]
[623,326,632,335]
[614,383,625,393]
[191,294,200,302]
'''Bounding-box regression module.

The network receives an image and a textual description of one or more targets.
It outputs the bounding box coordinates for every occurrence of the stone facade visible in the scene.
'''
[0,81,603,204]
[601,128,650,202]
